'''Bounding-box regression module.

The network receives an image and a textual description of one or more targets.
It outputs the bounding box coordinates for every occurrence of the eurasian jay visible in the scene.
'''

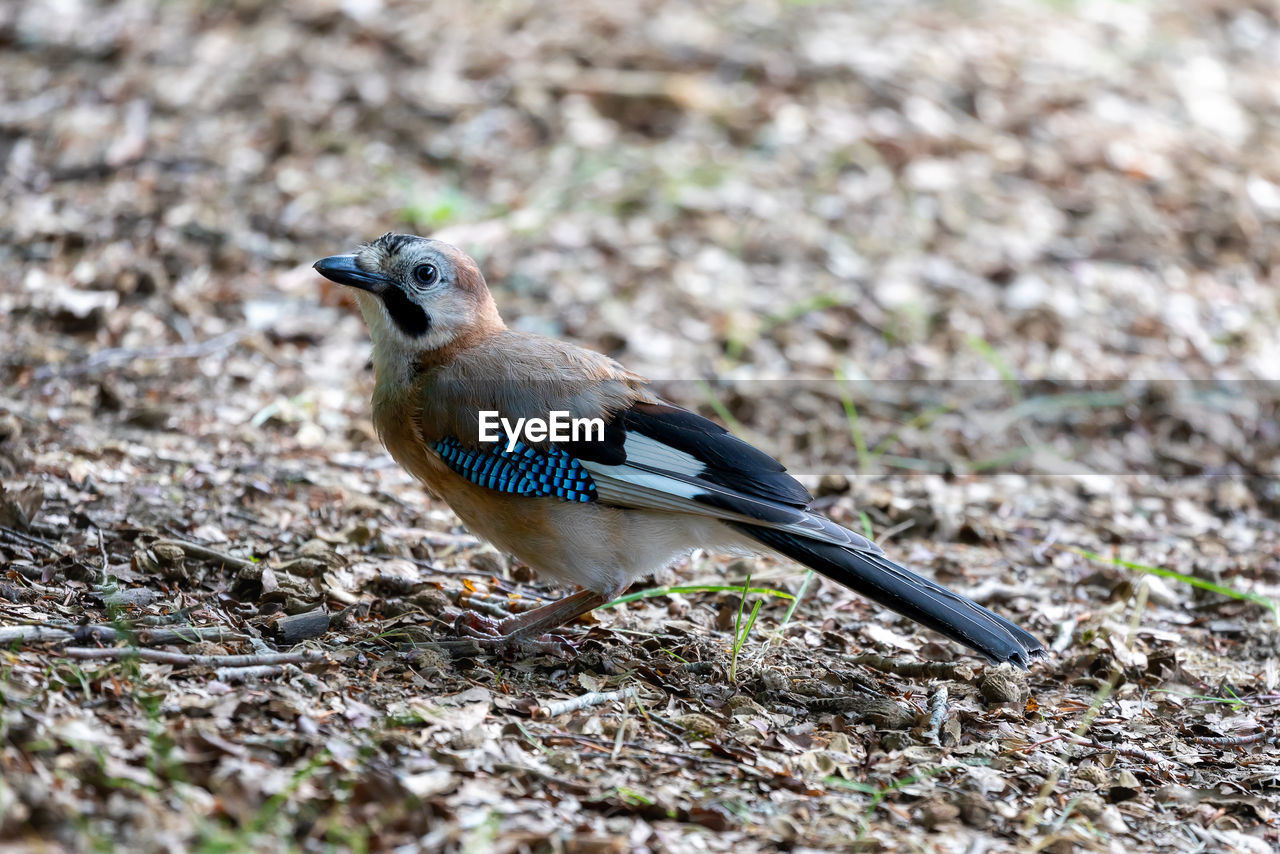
[314,234,1045,667]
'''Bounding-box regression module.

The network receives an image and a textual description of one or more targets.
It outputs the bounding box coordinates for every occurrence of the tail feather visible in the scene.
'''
[737,524,1046,667]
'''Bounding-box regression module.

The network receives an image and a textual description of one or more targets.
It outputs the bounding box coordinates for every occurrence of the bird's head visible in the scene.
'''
[314,233,503,362]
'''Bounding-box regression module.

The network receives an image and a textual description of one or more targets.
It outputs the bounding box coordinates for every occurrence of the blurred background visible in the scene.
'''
[4,0,1280,469]
[3,0,1280,486]
[3,2,1280,850]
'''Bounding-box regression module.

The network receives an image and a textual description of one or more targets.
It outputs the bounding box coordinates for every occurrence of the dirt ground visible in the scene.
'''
[2,0,1280,851]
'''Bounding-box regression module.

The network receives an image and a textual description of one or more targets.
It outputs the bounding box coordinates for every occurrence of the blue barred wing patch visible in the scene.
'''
[433,435,598,503]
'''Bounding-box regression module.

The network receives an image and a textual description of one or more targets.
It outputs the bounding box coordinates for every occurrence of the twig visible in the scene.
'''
[1065,734,1171,767]
[0,626,73,644]
[873,519,915,546]
[270,609,330,645]
[96,528,108,577]
[1192,730,1278,748]
[925,685,949,747]
[409,637,484,657]
[62,647,323,667]
[844,653,975,682]
[34,617,257,659]
[534,686,638,720]
[0,621,243,647]
[1032,526,1061,563]
[135,626,249,646]
[1052,616,1078,653]
[216,664,285,682]
[543,733,782,781]
[152,538,257,572]
[401,633,577,659]
[456,597,515,620]
[488,581,555,603]
[33,329,251,380]
[0,526,70,556]
[1017,734,1065,753]
[136,607,204,626]
[458,590,551,615]
[965,580,1035,605]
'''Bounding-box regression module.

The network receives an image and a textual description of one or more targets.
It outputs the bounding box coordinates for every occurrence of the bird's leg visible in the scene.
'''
[456,588,607,640]
[454,588,609,653]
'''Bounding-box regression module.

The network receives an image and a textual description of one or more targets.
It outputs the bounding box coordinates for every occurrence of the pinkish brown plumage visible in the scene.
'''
[315,234,1045,665]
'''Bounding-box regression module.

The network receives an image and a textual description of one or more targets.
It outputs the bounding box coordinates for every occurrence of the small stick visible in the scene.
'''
[874,519,915,546]
[965,581,1034,605]
[34,329,250,380]
[0,626,73,644]
[0,526,70,556]
[534,686,638,720]
[925,685,949,746]
[1193,731,1278,748]
[459,590,550,613]
[135,626,249,646]
[62,647,323,667]
[0,623,244,647]
[216,664,285,682]
[1018,734,1065,752]
[457,598,514,619]
[96,529,108,576]
[152,538,257,572]
[271,609,330,645]
[136,607,203,626]
[845,653,975,682]
[1065,734,1171,766]
[1052,616,1077,653]
[545,732,770,776]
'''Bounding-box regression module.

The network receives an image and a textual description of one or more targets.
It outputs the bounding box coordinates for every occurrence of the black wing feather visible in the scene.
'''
[621,402,813,508]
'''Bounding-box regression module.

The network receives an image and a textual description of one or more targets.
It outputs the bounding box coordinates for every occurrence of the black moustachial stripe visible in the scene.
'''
[382,286,431,337]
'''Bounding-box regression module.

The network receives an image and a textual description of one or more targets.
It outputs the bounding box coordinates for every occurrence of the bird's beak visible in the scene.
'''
[313,254,392,295]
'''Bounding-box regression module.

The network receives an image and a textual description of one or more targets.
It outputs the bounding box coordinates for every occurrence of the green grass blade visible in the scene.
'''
[774,571,814,638]
[1071,548,1279,624]
[730,581,762,685]
[1001,390,1128,424]
[865,402,957,467]
[966,335,1021,401]
[834,367,870,474]
[694,379,750,439]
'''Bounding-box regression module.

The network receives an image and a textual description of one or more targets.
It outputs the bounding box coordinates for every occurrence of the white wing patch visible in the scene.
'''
[580,458,883,554]
[620,432,706,476]
[581,463,705,501]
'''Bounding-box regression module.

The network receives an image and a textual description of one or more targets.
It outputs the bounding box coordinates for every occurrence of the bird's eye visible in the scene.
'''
[413,263,439,286]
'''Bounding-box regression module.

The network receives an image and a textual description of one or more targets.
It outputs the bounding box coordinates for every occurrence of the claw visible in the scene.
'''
[442,611,580,658]
[454,611,504,638]
[522,633,578,658]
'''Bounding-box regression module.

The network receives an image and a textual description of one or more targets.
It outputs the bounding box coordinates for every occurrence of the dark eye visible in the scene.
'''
[413,263,439,286]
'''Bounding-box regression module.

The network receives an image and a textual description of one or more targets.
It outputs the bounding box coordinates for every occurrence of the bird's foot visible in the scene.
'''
[453,611,505,639]
[449,611,579,658]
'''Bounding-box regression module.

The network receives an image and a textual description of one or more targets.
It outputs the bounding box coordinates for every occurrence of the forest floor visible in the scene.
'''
[2,0,1279,851]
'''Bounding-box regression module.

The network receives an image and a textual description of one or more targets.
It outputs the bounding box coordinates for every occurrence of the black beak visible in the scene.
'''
[313,254,392,295]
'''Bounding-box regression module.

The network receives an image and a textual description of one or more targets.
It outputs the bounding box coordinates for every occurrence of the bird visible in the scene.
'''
[314,233,1046,667]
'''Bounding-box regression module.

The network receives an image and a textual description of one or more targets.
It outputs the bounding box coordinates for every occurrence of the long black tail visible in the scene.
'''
[737,524,1045,667]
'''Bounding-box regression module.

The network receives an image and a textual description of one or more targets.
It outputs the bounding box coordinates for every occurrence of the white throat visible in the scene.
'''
[353,292,455,391]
